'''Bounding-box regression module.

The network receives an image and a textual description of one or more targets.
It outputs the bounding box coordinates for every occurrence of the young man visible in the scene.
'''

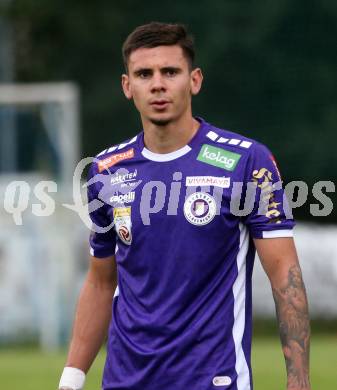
[59,22,310,390]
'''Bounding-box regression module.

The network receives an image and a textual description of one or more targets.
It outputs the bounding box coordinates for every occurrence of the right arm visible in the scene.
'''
[59,255,117,388]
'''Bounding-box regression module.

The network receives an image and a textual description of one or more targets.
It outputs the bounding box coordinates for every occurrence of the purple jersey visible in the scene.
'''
[87,118,294,390]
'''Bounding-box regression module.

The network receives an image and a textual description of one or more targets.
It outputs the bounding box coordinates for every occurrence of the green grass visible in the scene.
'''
[0,334,336,389]
[252,334,337,389]
[0,347,105,390]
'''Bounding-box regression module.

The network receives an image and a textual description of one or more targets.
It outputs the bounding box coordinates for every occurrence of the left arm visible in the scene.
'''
[254,237,311,390]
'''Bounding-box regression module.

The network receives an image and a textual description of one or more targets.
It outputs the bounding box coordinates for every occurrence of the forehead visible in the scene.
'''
[128,45,188,70]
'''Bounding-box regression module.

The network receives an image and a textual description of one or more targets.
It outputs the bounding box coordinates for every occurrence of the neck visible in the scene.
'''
[142,114,200,154]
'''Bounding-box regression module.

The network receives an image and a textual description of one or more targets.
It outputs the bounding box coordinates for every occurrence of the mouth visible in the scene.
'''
[150,100,170,110]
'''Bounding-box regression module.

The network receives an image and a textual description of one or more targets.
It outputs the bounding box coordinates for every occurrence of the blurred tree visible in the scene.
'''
[2,0,336,221]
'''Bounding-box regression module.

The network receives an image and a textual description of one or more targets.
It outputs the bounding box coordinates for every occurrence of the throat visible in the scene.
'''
[143,118,200,154]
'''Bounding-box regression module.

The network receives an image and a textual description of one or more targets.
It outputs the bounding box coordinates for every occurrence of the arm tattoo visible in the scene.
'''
[272,264,311,389]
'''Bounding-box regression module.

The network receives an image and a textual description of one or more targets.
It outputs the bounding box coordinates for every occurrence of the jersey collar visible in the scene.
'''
[140,117,207,162]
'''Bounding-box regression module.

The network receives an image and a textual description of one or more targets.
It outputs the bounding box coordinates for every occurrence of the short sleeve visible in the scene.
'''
[242,143,295,239]
[87,161,116,258]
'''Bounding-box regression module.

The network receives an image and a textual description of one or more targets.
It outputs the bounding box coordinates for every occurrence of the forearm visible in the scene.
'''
[272,264,311,389]
[66,277,115,373]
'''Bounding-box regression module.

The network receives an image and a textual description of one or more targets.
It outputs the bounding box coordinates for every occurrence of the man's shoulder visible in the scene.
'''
[88,134,140,177]
[202,121,266,156]
[95,134,139,160]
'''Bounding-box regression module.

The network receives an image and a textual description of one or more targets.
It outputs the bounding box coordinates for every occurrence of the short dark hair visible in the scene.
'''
[122,22,195,71]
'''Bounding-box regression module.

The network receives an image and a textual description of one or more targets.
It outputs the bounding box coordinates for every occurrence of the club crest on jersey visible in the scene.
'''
[114,207,132,245]
[184,192,217,226]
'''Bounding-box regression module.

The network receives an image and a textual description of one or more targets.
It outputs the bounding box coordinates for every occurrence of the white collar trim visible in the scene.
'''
[141,145,191,162]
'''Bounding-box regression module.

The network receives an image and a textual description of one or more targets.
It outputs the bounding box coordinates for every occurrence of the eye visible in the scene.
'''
[138,70,151,79]
[165,68,177,77]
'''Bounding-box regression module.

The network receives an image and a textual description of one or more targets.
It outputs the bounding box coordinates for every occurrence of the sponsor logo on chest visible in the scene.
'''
[197,144,241,171]
[186,176,230,188]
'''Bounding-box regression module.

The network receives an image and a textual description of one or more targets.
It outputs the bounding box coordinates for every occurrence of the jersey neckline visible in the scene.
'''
[140,117,208,162]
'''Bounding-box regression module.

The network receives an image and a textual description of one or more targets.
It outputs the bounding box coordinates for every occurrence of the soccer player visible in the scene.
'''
[59,22,310,390]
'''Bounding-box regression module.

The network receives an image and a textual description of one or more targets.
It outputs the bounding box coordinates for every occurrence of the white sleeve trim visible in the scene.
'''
[113,285,120,298]
[89,246,117,258]
[262,229,294,238]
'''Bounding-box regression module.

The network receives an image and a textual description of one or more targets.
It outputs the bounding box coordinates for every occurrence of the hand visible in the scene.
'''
[287,386,311,390]
[287,381,311,390]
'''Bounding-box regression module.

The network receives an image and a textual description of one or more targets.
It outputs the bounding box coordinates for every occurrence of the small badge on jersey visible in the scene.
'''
[184,192,217,226]
[114,207,132,245]
[212,376,232,387]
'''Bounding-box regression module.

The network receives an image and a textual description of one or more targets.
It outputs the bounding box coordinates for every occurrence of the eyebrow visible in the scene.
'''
[133,68,152,76]
[133,66,182,76]
[162,66,181,73]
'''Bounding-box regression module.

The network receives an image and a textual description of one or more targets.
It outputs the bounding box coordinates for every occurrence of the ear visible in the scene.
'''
[190,68,203,96]
[121,74,133,99]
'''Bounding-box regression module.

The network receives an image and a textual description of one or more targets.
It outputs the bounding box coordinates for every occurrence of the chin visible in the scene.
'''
[148,113,174,127]
[149,118,171,126]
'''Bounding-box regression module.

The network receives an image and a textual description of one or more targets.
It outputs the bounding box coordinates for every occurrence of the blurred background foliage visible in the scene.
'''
[1,0,336,222]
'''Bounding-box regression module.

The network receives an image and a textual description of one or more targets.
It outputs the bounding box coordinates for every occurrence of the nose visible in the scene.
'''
[150,72,166,93]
